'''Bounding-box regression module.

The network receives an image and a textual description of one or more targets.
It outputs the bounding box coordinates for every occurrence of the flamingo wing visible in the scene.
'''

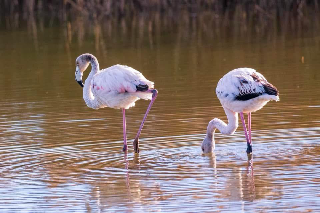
[234,71,278,101]
[89,65,154,109]
[91,64,153,94]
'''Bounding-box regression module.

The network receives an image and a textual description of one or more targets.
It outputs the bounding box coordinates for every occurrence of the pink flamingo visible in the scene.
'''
[202,68,279,154]
[75,53,158,153]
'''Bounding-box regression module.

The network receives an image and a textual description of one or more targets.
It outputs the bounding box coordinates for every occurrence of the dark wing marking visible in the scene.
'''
[251,73,261,82]
[251,72,279,96]
[240,79,249,84]
[235,73,279,101]
[263,83,279,96]
[235,93,262,101]
[136,84,149,92]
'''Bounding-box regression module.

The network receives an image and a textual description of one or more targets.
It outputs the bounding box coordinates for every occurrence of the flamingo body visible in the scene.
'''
[202,68,279,154]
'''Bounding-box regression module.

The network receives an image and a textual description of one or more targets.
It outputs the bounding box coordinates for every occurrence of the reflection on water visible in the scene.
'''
[0,13,320,211]
[0,123,319,211]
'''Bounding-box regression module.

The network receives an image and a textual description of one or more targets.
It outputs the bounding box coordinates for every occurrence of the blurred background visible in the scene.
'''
[1,0,320,48]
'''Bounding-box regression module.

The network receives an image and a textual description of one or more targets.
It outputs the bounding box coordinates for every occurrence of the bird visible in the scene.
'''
[201,68,279,154]
[75,53,158,153]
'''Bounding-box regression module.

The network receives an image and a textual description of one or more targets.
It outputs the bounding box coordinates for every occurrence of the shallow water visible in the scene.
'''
[0,21,320,212]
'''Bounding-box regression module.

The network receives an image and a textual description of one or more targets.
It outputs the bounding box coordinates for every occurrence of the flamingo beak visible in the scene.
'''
[77,80,84,87]
[75,66,84,87]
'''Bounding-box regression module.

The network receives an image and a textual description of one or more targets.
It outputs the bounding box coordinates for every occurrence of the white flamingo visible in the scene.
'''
[202,68,279,154]
[75,53,158,153]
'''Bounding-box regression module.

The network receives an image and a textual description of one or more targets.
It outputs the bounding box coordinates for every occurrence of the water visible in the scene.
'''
[0,20,320,212]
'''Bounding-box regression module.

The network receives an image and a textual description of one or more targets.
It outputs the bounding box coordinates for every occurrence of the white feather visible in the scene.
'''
[216,68,279,113]
[89,64,154,109]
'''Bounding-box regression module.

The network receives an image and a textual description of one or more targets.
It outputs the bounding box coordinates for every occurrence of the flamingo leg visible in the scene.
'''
[133,89,158,153]
[240,112,252,154]
[122,108,127,152]
[248,112,252,143]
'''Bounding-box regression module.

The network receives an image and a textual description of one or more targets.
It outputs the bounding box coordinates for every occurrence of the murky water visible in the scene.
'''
[0,21,320,212]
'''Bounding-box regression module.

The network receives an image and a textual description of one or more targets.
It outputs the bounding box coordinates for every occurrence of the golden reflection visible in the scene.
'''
[2,5,319,55]
[202,152,217,175]
[26,14,38,51]
[246,154,256,201]
[215,153,281,202]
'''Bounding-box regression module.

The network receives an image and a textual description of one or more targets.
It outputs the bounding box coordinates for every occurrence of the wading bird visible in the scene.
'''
[202,68,279,154]
[75,53,158,153]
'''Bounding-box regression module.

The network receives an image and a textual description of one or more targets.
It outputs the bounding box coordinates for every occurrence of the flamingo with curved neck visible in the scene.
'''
[202,107,238,152]
[75,53,158,153]
[202,68,279,154]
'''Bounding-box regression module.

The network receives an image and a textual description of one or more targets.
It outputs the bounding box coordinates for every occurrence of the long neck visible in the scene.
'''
[90,56,100,73]
[207,107,238,139]
[83,56,100,109]
[202,107,238,153]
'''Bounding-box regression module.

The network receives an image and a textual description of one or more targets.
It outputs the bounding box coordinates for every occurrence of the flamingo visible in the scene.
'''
[75,53,158,153]
[202,68,279,154]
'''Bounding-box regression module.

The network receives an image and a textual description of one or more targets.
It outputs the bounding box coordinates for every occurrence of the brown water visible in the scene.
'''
[0,22,320,212]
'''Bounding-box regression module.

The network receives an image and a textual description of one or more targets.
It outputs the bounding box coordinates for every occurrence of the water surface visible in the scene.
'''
[0,21,320,212]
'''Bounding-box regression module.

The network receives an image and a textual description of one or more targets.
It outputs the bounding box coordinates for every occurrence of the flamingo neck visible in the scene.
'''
[202,107,238,153]
[210,107,238,135]
[89,55,100,73]
[83,56,100,109]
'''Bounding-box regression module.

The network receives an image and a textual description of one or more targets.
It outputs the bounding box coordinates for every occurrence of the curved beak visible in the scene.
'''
[77,80,84,87]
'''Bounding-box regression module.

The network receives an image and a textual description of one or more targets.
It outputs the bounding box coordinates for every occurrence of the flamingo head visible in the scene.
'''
[201,136,214,153]
[201,119,218,153]
[75,54,91,87]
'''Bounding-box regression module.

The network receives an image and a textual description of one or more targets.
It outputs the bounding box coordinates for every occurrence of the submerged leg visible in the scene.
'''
[240,112,252,154]
[247,154,254,189]
[122,108,127,152]
[133,89,158,153]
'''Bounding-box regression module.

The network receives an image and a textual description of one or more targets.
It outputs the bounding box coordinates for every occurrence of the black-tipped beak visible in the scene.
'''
[77,80,84,87]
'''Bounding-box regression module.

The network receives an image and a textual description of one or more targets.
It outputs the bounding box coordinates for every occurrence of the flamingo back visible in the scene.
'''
[90,65,154,109]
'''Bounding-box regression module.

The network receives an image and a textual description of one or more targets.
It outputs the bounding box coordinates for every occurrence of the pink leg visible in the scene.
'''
[248,112,252,144]
[122,108,127,152]
[240,112,252,153]
[133,89,158,153]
